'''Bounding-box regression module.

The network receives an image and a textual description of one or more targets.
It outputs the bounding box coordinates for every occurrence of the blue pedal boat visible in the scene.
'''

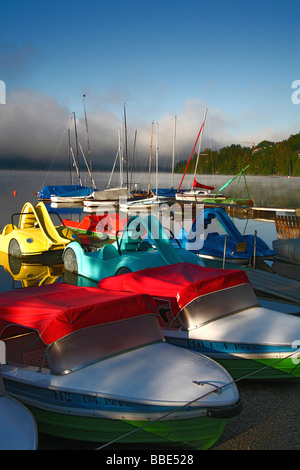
[177,207,275,265]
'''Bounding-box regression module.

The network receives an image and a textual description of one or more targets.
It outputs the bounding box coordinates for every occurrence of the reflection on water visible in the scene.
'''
[0,251,64,288]
[0,170,299,292]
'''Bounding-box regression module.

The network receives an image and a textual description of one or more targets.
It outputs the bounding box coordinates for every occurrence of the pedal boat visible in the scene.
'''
[0,362,38,450]
[0,283,241,449]
[99,263,300,381]
[0,202,78,258]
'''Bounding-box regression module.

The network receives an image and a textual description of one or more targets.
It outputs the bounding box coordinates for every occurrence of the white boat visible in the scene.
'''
[83,187,132,208]
[175,185,217,203]
[51,193,90,204]
[0,283,241,449]
[119,194,163,211]
[99,262,300,382]
[0,342,38,450]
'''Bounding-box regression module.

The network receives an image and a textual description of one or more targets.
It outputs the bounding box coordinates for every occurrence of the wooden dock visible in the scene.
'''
[275,215,300,239]
[202,201,300,220]
[246,269,300,304]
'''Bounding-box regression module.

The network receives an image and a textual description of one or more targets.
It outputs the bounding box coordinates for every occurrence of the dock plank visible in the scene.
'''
[246,269,300,304]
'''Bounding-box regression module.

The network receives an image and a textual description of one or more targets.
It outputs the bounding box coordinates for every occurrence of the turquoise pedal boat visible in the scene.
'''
[63,214,204,282]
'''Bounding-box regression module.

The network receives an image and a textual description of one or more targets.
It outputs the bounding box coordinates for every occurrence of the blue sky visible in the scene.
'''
[0,0,299,168]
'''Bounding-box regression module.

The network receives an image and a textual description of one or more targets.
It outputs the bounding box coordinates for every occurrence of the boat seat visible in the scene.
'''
[98,243,119,260]
[121,236,142,251]
[2,224,15,236]
[138,240,153,251]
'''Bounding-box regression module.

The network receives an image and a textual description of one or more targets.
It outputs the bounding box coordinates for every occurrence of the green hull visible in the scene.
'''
[215,356,300,381]
[203,197,252,205]
[28,406,228,450]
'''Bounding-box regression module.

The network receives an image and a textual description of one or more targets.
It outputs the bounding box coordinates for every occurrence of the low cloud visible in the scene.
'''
[0,89,295,171]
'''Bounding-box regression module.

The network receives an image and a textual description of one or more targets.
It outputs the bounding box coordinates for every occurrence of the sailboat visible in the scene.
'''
[83,105,133,210]
[82,130,131,209]
[176,108,220,203]
[202,165,253,206]
[151,116,178,199]
[120,122,164,211]
[37,97,96,203]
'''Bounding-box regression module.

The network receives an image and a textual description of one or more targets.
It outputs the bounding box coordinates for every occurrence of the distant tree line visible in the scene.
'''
[174,132,300,176]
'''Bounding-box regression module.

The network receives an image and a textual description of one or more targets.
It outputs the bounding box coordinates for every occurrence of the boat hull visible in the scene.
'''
[1,336,241,449]
[164,337,300,381]
[0,393,38,450]
[175,192,216,203]
[2,371,241,449]
[22,403,230,449]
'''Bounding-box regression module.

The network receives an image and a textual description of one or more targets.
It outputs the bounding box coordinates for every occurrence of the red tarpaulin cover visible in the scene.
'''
[0,283,158,344]
[98,263,250,312]
[63,214,127,236]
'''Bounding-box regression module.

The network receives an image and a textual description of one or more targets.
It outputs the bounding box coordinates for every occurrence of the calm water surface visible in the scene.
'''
[0,169,299,292]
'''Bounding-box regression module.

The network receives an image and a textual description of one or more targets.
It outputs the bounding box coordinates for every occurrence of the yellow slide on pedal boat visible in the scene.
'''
[0,202,79,258]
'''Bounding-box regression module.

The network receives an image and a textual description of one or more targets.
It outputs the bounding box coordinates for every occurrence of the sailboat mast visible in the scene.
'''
[148,121,154,192]
[156,122,159,195]
[68,129,72,185]
[72,111,81,184]
[118,128,123,188]
[83,95,95,188]
[192,107,208,189]
[130,129,137,189]
[171,115,177,187]
[124,104,129,189]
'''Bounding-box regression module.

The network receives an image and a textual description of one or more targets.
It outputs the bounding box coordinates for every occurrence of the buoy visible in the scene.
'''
[13,190,17,197]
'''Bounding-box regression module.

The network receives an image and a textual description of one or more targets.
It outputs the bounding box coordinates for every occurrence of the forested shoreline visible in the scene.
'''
[175,132,300,177]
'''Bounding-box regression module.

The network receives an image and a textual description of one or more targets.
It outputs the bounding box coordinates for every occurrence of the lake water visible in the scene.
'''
[0,169,299,292]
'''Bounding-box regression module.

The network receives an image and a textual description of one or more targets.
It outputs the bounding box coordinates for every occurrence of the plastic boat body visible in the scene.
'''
[0,350,38,450]
[0,202,79,258]
[0,284,241,449]
[63,215,204,282]
[176,207,275,265]
[99,263,300,381]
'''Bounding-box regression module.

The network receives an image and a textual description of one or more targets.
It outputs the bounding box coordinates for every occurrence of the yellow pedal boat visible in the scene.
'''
[0,202,79,258]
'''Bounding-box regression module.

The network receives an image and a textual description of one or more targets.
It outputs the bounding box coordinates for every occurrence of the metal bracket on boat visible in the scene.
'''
[193,381,222,394]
